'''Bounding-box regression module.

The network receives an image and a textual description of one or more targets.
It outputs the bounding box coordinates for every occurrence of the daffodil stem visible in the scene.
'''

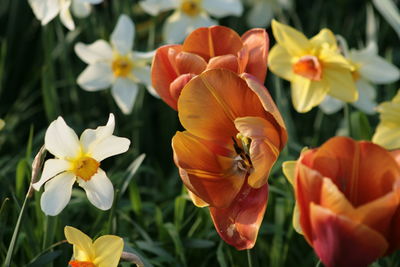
[344,104,353,138]
[4,191,30,267]
[247,249,253,267]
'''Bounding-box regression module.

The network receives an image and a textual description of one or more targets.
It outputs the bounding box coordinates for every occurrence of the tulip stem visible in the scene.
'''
[247,249,253,267]
[344,104,353,138]
[316,260,322,267]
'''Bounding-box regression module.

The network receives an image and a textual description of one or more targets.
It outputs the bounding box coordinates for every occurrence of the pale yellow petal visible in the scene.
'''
[64,226,94,261]
[324,67,358,103]
[93,235,124,267]
[271,19,310,56]
[310,28,338,50]
[282,161,297,187]
[372,123,400,149]
[268,44,295,81]
[291,75,329,113]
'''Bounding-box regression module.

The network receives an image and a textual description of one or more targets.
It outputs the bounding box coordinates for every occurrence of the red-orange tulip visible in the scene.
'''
[152,25,269,110]
[172,69,287,249]
[292,137,400,267]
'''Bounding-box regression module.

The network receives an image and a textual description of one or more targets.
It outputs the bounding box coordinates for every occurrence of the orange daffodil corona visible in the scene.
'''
[33,114,130,216]
[65,226,123,267]
[172,69,287,249]
[283,137,400,267]
[152,25,269,110]
[268,20,358,113]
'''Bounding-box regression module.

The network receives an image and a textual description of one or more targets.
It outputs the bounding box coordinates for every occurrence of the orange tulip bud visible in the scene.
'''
[293,137,400,267]
[151,26,269,110]
[172,69,287,249]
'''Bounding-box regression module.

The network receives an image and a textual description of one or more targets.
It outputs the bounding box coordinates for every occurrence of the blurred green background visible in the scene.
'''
[1,0,400,266]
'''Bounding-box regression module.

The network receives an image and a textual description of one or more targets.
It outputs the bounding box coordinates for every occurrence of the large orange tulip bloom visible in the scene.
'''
[289,137,400,267]
[152,25,269,110]
[172,69,287,249]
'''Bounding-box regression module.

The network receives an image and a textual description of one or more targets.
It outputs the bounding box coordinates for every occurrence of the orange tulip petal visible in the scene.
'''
[240,73,287,148]
[169,73,196,103]
[187,188,209,207]
[295,155,323,243]
[391,149,400,166]
[209,182,268,250]
[234,116,280,188]
[175,52,207,75]
[206,54,239,73]
[178,69,268,143]
[151,45,183,110]
[310,203,388,267]
[172,131,244,208]
[311,137,400,207]
[241,28,269,83]
[183,26,243,61]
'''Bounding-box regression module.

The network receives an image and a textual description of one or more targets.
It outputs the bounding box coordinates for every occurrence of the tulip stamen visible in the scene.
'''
[232,135,253,173]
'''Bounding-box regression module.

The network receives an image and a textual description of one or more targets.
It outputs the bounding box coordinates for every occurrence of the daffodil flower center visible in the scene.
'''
[112,55,133,77]
[71,156,100,181]
[180,0,202,16]
[293,55,322,81]
[69,260,96,267]
[233,134,253,172]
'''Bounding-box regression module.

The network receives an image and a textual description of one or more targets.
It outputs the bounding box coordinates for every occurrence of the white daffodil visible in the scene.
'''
[32,114,130,216]
[246,0,292,28]
[139,0,243,43]
[75,14,156,114]
[320,39,400,115]
[28,0,103,31]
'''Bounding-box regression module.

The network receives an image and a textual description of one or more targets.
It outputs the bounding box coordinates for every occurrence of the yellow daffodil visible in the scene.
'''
[268,20,357,113]
[65,226,123,267]
[372,90,400,149]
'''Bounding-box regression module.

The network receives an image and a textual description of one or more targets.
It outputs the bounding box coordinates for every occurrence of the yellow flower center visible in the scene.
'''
[69,260,96,267]
[112,55,133,77]
[293,55,322,81]
[233,134,253,172]
[71,156,100,181]
[180,0,202,16]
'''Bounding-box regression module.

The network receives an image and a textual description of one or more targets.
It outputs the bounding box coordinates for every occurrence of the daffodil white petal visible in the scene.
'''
[45,117,81,159]
[75,41,113,65]
[163,11,216,43]
[77,63,113,91]
[80,113,130,161]
[33,159,70,191]
[93,235,124,267]
[59,0,75,30]
[139,0,177,16]
[111,15,134,55]
[80,113,115,154]
[89,135,131,162]
[132,51,155,61]
[146,85,160,98]
[40,172,76,216]
[132,66,151,87]
[247,0,273,27]
[78,169,114,210]
[28,0,60,25]
[81,0,103,4]
[357,54,400,84]
[71,0,91,18]
[203,0,243,18]
[319,96,344,114]
[352,79,377,114]
[111,78,138,114]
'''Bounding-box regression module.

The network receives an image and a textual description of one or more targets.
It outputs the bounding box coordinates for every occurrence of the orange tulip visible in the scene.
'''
[291,137,400,267]
[172,69,287,249]
[152,25,269,110]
